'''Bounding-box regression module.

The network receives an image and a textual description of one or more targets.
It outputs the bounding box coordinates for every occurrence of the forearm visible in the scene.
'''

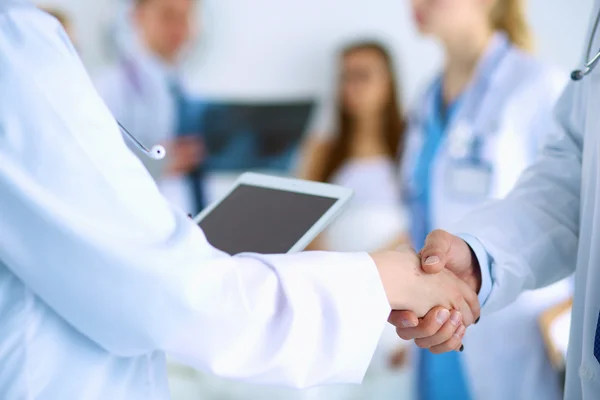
[1,158,391,384]
[168,251,390,387]
[453,148,580,312]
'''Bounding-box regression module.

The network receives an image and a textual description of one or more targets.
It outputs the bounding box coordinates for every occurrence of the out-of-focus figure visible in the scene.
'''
[300,41,409,252]
[95,0,206,216]
[39,6,77,47]
[298,41,412,400]
[167,40,415,400]
[400,0,572,399]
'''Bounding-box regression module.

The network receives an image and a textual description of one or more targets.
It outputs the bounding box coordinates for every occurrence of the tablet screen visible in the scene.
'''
[198,184,338,255]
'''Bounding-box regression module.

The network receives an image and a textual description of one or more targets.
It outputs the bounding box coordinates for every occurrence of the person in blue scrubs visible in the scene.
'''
[400,0,571,399]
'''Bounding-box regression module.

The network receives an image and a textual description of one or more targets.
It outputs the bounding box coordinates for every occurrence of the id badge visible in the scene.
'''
[446,162,493,200]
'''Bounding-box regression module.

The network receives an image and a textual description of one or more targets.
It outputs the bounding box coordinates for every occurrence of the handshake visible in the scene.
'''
[371,230,482,354]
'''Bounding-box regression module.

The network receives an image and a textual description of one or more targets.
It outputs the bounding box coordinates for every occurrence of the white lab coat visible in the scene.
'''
[402,33,572,400]
[94,33,195,214]
[452,7,600,398]
[0,3,391,399]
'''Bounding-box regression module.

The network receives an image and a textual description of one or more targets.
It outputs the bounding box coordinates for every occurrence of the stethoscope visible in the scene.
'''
[117,121,166,160]
[117,57,166,160]
[571,10,600,81]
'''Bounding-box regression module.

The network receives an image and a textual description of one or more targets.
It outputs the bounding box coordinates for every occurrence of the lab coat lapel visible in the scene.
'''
[444,33,510,140]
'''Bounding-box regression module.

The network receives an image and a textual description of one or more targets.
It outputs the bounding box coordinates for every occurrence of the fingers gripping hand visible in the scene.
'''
[390,307,465,353]
[414,309,465,353]
[374,245,480,321]
[412,266,479,326]
[387,265,479,354]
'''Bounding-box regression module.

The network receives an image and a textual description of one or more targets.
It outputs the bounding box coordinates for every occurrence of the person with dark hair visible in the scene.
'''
[300,41,409,251]
[298,41,413,399]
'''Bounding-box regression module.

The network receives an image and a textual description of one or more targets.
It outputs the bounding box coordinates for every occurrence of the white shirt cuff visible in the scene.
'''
[457,234,493,306]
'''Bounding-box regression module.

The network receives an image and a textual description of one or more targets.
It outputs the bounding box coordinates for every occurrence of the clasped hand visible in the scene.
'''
[372,230,481,354]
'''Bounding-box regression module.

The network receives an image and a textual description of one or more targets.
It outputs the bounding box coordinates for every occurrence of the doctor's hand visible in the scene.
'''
[371,249,479,326]
[164,136,205,176]
[390,230,482,353]
[419,230,482,293]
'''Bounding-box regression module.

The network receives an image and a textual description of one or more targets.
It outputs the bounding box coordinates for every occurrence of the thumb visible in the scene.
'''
[389,310,419,329]
[420,229,452,273]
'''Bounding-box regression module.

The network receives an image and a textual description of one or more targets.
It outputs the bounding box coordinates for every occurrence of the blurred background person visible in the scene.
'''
[94,0,206,216]
[399,0,572,399]
[298,41,412,400]
[300,41,409,252]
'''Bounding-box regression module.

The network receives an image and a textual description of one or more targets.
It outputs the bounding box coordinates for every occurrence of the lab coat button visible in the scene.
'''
[579,365,595,380]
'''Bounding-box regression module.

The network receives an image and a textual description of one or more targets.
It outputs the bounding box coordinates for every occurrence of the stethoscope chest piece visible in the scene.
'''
[572,10,600,81]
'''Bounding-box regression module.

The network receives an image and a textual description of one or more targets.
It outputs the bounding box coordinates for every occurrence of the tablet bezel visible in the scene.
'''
[194,172,353,253]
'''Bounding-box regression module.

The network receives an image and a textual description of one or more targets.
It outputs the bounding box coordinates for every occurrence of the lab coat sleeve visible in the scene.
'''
[458,234,493,306]
[0,6,391,387]
[452,81,582,313]
[524,67,569,160]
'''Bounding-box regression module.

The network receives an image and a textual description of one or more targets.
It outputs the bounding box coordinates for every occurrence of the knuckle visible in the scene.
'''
[430,229,447,241]
[436,339,460,354]
[452,292,463,306]
[396,328,415,341]
[463,314,474,327]
[438,326,456,343]
[430,331,453,348]
[468,292,479,306]
[423,324,439,337]
[460,308,474,325]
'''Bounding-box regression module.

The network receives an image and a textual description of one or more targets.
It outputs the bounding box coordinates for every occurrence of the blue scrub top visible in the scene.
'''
[410,81,472,400]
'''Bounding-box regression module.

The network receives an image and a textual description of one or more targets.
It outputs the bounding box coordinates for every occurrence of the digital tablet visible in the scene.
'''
[194,172,353,255]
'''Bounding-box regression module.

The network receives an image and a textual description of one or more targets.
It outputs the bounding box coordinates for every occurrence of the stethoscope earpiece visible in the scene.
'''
[149,145,166,160]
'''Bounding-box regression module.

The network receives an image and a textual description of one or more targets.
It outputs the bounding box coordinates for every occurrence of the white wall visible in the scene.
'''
[37,0,594,105]
[186,0,594,104]
[35,0,120,67]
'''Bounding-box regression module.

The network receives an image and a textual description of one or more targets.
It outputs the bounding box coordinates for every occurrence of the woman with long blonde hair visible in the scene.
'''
[401,0,572,399]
